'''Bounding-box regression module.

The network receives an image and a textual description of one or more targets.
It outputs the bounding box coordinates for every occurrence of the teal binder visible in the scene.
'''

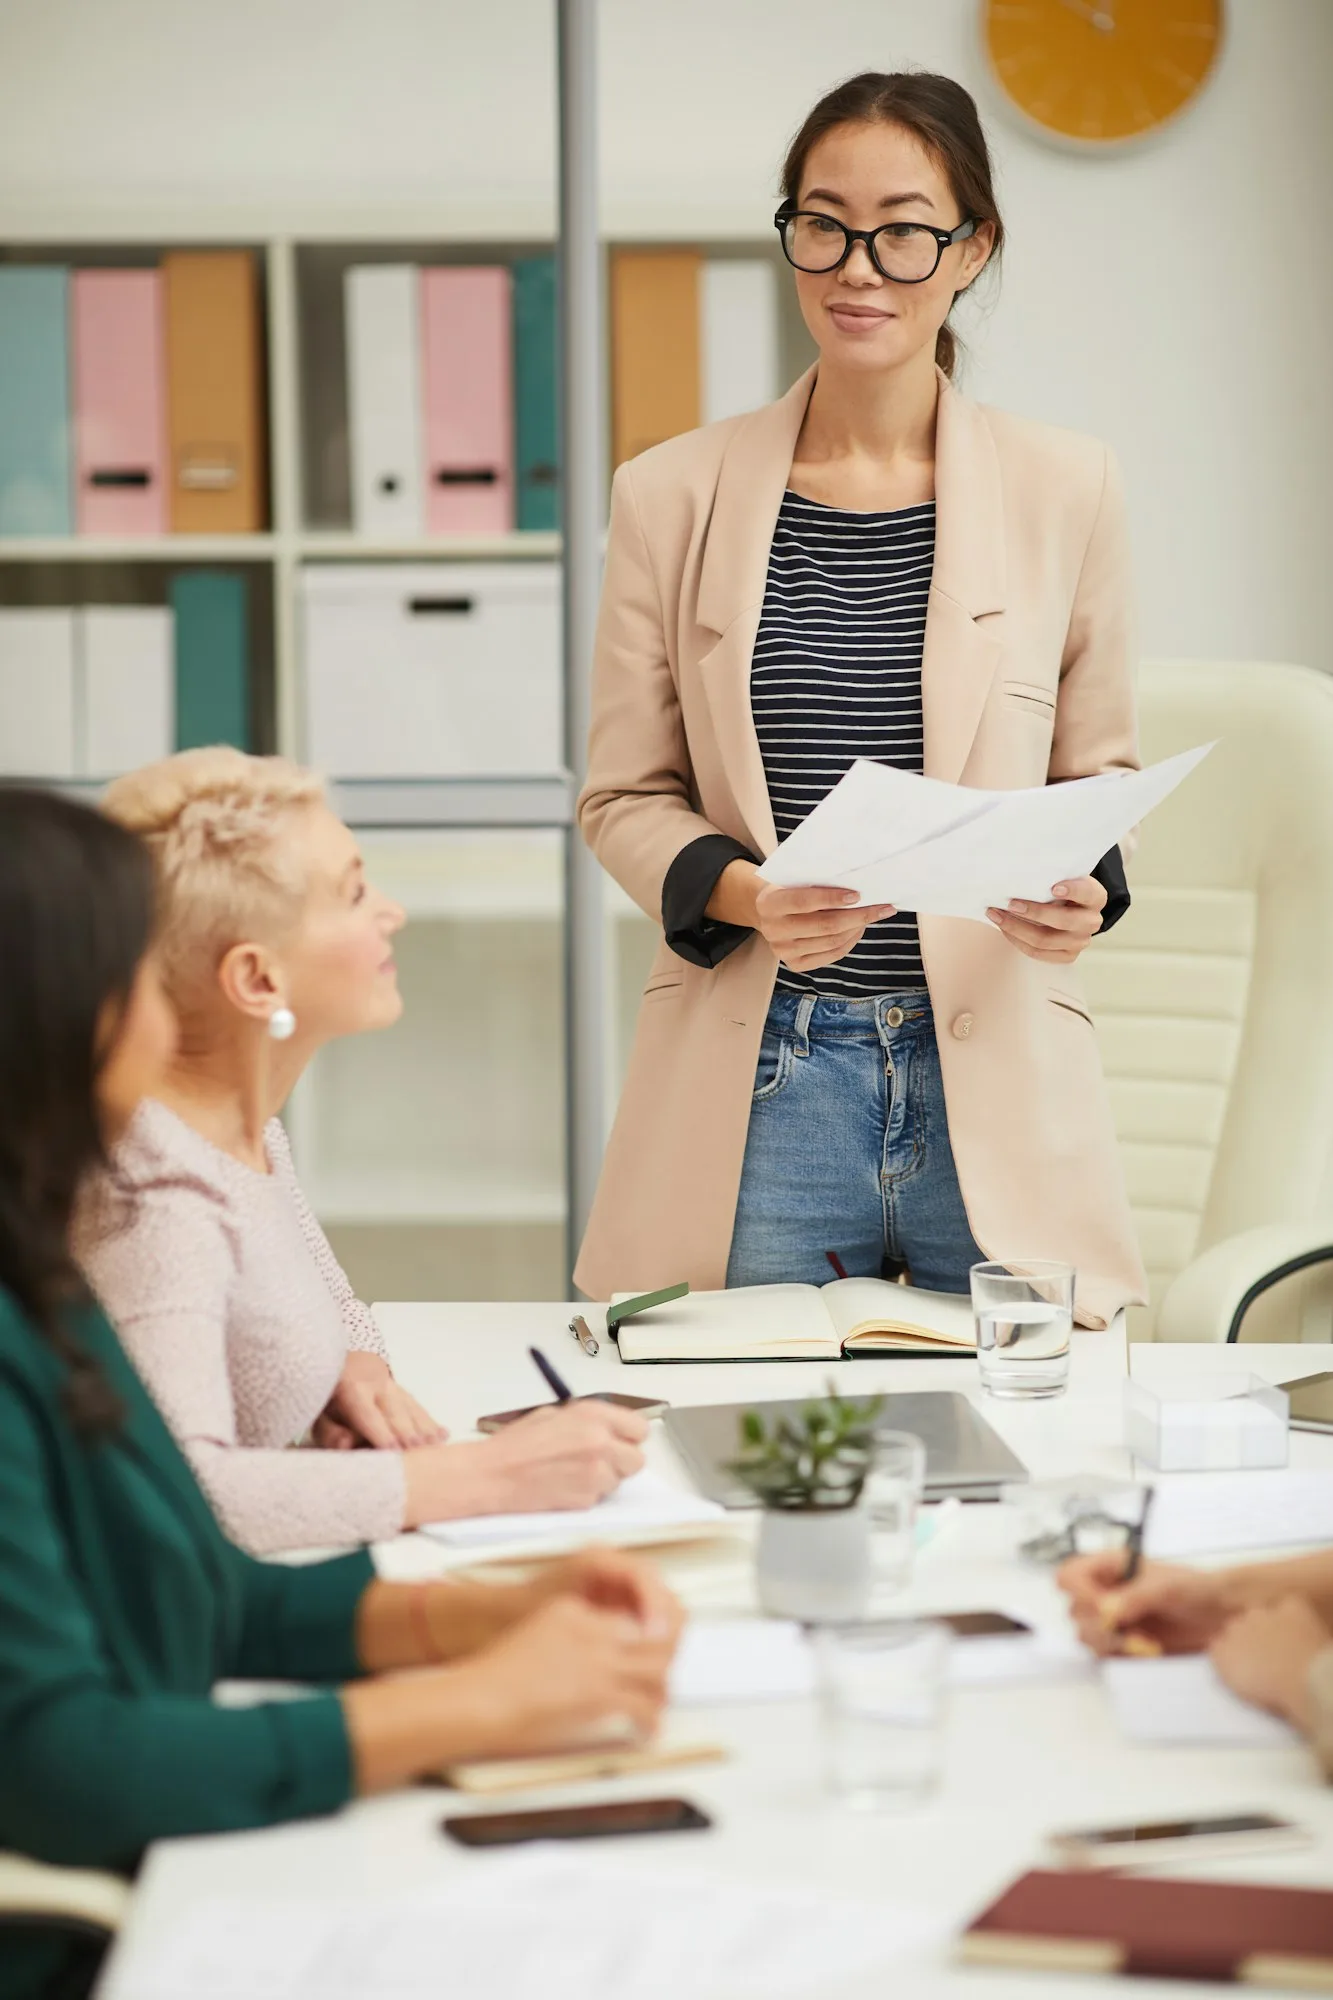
[170,571,250,750]
[513,256,560,532]
[0,267,73,536]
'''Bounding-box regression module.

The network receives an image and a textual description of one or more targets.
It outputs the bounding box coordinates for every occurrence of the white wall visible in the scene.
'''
[1,0,1329,671]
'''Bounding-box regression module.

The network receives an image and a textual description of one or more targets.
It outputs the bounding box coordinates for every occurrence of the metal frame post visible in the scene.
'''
[558,0,606,1288]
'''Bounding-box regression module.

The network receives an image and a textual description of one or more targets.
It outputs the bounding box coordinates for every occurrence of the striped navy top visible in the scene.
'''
[751,490,934,997]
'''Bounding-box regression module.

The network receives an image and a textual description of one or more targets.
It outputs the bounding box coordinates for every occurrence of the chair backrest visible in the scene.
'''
[1080,661,1333,1338]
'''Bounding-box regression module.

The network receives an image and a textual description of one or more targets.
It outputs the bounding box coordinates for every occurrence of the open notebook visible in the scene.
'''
[609,1280,975,1364]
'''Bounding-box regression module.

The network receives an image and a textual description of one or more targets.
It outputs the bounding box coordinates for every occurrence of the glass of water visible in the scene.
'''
[814,1620,950,1811]
[863,1428,926,1593]
[970,1260,1074,1400]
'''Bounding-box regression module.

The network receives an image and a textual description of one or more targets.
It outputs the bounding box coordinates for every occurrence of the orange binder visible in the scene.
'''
[162,251,266,534]
[610,250,700,468]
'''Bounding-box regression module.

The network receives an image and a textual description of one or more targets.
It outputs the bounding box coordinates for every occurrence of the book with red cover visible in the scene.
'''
[959,1869,1333,1988]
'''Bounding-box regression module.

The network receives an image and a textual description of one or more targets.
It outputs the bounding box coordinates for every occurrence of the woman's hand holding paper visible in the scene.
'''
[986,875,1107,963]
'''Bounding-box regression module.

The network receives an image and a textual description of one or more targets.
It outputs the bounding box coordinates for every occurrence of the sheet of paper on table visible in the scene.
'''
[419,1468,725,1551]
[1101,1654,1298,1747]
[669,1617,1094,1706]
[1145,1468,1333,1558]
[118,1847,944,2000]
[757,744,1211,922]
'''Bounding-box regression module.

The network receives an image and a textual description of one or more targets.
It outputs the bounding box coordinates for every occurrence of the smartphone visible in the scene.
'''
[1049,1810,1311,1872]
[936,1611,1032,1638]
[476,1391,670,1433]
[1280,1371,1333,1433]
[442,1796,712,1847]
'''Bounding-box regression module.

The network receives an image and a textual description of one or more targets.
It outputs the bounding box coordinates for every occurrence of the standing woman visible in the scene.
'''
[577,72,1146,1327]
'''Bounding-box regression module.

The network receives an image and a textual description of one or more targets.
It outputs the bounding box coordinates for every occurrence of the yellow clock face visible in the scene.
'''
[984,0,1223,147]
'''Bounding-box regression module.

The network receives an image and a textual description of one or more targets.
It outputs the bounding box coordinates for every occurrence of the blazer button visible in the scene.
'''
[952,1012,974,1040]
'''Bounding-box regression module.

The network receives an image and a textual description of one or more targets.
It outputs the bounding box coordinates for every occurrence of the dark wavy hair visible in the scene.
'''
[0,789,156,1435]
[780,71,1005,379]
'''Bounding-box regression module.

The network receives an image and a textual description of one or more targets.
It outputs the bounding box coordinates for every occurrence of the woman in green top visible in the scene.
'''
[0,790,681,2000]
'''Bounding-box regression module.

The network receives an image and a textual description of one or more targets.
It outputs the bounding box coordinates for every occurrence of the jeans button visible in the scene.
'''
[885,1006,905,1028]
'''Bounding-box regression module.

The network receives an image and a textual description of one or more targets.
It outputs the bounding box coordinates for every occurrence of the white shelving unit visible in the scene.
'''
[1,208,807,1300]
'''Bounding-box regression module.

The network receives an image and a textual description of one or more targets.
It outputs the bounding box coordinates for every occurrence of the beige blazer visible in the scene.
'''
[576,366,1148,1328]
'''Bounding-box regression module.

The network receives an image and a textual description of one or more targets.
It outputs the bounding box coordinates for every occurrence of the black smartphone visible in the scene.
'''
[476,1391,670,1433]
[938,1611,1032,1638]
[1049,1810,1309,1870]
[442,1796,712,1847]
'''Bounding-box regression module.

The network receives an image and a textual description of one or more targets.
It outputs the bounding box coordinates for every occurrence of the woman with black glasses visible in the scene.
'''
[576,70,1145,1329]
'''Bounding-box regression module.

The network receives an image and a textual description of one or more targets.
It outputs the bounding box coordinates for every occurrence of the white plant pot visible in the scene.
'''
[755,1503,872,1623]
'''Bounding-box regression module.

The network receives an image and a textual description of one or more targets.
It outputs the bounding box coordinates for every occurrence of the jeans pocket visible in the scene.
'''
[751,1031,794,1103]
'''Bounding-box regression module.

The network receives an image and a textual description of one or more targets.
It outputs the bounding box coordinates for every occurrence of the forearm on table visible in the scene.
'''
[355,1576,521,1674]
[1222,1552,1333,1621]
[341,1660,509,1793]
[190,1436,407,1556]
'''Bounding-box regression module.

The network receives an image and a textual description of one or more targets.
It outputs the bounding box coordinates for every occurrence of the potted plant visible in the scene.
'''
[728,1391,883,1622]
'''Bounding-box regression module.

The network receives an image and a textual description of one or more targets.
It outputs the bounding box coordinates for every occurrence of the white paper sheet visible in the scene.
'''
[669,1617,1094,1706]
[420,1468,725,1549]
[757,744,1212,922]
[120,1848,942,2000]
[1101,1654,1298,1747]
[1145,1468,1333,1558]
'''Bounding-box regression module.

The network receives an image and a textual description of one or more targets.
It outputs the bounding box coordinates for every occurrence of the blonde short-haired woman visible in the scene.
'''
[76,748,646,1555]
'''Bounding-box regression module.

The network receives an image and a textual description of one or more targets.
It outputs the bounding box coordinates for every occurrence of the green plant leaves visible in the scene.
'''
[725,1391,886,1512]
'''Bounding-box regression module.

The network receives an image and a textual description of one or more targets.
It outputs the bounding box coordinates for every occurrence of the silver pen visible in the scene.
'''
[567,1313,600,1357]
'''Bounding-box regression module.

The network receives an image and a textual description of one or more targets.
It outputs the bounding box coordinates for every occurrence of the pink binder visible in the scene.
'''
[72,270,167,535]
[420,267,514,534]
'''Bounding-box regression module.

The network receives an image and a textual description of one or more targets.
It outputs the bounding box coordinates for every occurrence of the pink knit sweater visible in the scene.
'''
[76,1099,407,1555]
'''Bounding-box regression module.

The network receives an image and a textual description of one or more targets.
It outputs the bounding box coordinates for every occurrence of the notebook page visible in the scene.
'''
[121,1848,939,2000]
[1145,1468,1333,1557]
[612,1283,837,1362]
[1102,1654,1297,1746]
[420,1468,724,1549]
[822,1278,976,1350]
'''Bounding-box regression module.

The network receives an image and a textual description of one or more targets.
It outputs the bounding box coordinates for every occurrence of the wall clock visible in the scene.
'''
[983,0,1224,149]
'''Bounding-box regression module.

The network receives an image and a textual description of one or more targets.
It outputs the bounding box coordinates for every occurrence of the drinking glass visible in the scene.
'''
[814,1620,950,1810]
[970,1260,1074,1400]
[863,1428,926,1592]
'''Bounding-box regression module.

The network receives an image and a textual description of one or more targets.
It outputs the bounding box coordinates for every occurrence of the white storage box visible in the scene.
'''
[300,563,563,779]
[1124,1374,1289,1472]
[0,607,77,777]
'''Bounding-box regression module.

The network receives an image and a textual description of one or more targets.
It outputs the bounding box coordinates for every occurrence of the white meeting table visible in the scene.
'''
[101,1311,1333,2000]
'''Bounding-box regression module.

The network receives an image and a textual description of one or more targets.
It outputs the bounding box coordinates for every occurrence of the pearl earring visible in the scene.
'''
[268,1005,297,1042]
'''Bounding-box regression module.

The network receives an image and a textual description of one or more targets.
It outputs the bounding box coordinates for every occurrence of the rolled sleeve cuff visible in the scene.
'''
[661,834,759,969]
[1093,844,1130,934]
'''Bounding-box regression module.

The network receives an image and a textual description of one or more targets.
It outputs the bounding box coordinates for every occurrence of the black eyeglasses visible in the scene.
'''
[775,207,978,285]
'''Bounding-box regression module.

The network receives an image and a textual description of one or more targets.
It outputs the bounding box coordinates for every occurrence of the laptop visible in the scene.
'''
[663,1392,1028,1507]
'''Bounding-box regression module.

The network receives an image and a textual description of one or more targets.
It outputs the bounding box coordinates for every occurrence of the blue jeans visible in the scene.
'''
[726,990,984,1292]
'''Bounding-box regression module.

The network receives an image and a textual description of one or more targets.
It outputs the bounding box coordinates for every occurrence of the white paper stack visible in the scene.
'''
[420,1468,725,1553]
[758,745,1212,922]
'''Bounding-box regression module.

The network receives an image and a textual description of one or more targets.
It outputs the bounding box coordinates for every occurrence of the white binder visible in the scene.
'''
[301,562,562,779]
[346,264,425,538]
[80,606,174,777]
[701,260,779,424]
[0,608,77,778]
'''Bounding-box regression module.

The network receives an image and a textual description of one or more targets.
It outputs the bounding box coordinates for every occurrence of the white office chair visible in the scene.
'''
[1079,659,1333,1342]
[0,1850,129,1962]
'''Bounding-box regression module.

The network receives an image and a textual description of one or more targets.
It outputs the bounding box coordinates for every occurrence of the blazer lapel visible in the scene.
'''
[921,370,1007,783]
[695,368,817,856]
[693,365,1007,847]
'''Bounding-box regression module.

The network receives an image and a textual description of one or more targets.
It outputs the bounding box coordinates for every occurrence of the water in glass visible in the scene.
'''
[971,1261,1073,1400]
[815,1621,950,1811]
